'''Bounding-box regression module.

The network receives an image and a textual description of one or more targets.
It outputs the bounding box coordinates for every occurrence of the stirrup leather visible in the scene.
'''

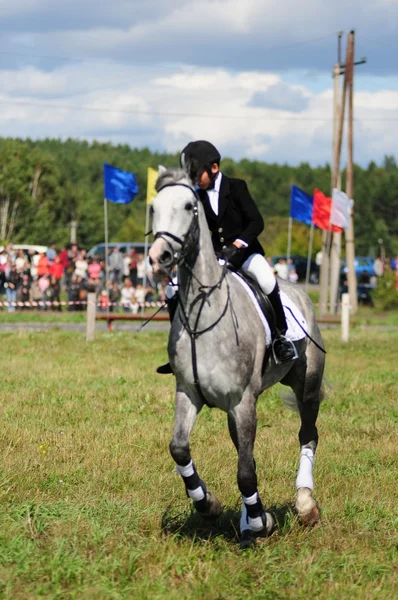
[272,335,298,365]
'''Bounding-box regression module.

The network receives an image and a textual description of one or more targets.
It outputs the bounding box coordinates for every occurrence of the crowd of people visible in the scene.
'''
[1,242,397,313]
[0,243,167,312]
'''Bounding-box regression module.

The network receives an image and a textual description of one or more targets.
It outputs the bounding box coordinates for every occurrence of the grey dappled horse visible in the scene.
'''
[149,168,325,547]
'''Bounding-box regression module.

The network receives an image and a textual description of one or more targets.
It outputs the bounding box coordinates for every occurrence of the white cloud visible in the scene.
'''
[0,0,397,165]
[1,61,397,165]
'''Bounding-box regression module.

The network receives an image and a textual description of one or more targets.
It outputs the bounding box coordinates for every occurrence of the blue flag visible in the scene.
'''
[290,185,313,225]
[104,163,139,204]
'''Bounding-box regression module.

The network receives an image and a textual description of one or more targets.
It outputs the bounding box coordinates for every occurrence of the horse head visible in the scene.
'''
[149,167,201,277]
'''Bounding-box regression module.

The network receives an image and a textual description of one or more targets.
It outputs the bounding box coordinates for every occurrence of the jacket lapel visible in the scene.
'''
[217,174,230,222]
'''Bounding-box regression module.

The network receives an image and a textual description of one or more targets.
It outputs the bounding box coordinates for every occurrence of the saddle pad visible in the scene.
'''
[231,273,307,346]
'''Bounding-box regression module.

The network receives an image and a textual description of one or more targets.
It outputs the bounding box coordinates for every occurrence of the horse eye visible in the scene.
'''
[185,202,193,211]
[150,206,154,216]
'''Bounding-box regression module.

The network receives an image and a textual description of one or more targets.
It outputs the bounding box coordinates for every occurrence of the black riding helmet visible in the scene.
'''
[180,140,221,184]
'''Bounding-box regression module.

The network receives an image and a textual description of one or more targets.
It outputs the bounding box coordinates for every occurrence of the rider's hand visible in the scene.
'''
[221,244,239,262]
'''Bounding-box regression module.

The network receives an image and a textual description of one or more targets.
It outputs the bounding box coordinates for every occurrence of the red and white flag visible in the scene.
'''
[331,189,352,230]
[313,189,342,232]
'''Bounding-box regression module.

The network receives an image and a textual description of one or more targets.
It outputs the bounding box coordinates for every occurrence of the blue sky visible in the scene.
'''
[1,0,397,166]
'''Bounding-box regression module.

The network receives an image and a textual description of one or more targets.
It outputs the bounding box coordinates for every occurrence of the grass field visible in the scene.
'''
[0,326,397,599]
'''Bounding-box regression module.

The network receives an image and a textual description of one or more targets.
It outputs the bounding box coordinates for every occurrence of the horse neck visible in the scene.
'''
[177,208,225,308]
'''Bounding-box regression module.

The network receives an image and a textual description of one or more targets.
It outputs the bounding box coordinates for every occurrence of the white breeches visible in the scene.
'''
[240,253,276,295]
[166,253,276,299]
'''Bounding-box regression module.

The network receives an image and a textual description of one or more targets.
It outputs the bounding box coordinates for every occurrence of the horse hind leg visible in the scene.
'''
[228,398,275,549]
[169,390,221,519]
[283,359,324,526]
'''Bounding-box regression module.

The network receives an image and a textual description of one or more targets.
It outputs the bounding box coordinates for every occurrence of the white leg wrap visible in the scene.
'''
[187,486,205,501]
[240,501,275,535]
[242,492,258,506]
[296,446,315,491]
[175,460,194,477]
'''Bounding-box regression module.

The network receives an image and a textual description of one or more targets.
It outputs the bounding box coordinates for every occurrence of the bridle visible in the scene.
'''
[153,182,201,269]
[153,182,236,406]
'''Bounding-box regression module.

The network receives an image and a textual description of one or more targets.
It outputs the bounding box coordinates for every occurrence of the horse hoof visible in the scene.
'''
[239,529,256,550]
[194,491,222,519]
[296,488,320,526]
[299,505,320,527]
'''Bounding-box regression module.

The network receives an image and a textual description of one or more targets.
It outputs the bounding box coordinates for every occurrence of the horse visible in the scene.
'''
[148,167,326,547]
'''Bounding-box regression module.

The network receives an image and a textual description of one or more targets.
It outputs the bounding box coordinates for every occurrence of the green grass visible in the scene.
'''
[0,328,397,598]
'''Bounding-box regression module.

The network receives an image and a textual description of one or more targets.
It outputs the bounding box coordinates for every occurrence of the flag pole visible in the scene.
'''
[104,197,110,285]
[142,202,150,314]
[287,216,292,264]
[305,223,314,293]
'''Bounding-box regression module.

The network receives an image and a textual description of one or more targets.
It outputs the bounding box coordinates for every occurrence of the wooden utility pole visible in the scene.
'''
[319,34,343,317]
[329,34,343,314]
[345,31,358,314]
[320,31,364,317]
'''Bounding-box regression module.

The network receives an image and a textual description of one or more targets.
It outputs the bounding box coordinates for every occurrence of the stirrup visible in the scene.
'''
[272,335,298,365]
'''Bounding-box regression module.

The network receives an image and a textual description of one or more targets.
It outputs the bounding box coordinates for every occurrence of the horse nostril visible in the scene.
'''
[149,256,153,266]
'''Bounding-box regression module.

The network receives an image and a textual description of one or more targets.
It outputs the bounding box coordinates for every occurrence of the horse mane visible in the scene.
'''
[155,168,193,192]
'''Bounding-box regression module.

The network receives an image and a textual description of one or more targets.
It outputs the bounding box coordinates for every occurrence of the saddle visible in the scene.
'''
[233,269,277,339]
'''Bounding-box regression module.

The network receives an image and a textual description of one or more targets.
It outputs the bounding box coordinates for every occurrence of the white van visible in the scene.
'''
[0,244,48,255]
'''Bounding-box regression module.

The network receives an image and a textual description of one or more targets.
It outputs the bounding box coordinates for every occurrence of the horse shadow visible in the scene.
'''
[161,500,297,544]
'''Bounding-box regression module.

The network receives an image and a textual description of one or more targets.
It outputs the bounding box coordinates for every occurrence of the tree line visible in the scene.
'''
[0,136,397,258]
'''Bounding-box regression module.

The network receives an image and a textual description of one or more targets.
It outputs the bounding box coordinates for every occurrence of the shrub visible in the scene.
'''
[371,267,398,310]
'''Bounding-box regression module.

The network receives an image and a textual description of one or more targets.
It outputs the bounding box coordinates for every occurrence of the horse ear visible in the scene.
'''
[158,165,167,176]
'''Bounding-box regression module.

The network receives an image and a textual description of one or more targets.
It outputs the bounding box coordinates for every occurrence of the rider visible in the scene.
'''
[156,140,297,374]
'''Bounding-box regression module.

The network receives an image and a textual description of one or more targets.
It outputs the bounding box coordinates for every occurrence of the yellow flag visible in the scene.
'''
[146,167,157,205]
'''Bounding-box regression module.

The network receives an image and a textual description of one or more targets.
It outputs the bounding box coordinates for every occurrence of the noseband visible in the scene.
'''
[153,183,200,268]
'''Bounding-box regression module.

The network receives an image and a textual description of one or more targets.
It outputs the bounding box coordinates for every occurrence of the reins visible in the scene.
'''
[154,181,233,406]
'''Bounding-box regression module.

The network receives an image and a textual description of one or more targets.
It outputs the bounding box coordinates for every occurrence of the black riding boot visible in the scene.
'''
[156,296,178,375]
[267,283,298,364]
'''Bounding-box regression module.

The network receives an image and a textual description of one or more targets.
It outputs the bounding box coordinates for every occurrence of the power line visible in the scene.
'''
[0,32,337,65]
[0,98,397,121]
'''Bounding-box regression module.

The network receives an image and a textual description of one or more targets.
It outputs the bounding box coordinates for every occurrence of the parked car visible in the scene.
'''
[270,255,319,283]
[87,242,150,260]
[340,256,376,280]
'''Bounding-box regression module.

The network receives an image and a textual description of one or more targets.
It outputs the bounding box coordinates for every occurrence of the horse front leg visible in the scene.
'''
[169,388,221,519]
[228,395,275,548]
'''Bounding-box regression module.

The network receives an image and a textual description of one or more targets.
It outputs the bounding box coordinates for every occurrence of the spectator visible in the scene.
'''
[99,289,109,312]
[88,257,101,280]
[37,252,50,277]
[49,275,62,310]
[4,265,19,312]
[38,274,50,309]
[120,278,135,312]
[108,280,121,312]
[17,274,30,307]
[59,247,69,269]
[288,268,299,284]
[123,253,131,280]
[30,279,43,304]
[109,247,124,284]
[30,251,40,280]
[67,274,81,311]
[137,254,145,285]
[46,243,57,264]
[74,253,88,279]
[129,248,138,286]
[274,258,289,280]
[15,250,27,274]
[49,255,64,281]
[135,283,145,305]
[373,256,384,278]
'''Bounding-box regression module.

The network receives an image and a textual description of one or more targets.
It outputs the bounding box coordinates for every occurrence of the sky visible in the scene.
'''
[1,0,398,166]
